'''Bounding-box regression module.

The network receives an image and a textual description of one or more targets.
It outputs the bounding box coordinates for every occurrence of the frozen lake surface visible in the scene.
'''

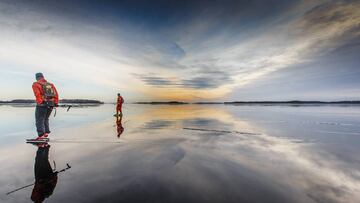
[0,104,359,203]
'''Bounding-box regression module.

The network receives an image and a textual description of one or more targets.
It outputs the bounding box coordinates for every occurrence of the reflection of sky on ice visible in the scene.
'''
[0,104,360,203]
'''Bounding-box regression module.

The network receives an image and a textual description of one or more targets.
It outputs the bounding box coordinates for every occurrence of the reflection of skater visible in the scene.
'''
[31,144,58,203]
[116,116,124,138]
[32,73,59,140]
[6,145,70,197]
[116,93,124,116]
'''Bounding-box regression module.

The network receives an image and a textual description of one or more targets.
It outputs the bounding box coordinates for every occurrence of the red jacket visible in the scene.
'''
[117,96,124,106]
[32,78,59,105]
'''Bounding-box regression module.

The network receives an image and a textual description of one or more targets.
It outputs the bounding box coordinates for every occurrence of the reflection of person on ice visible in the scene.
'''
[32,73,59,140]
[116,116,124,138]
[31,144,58,203]
[116,93,124,116]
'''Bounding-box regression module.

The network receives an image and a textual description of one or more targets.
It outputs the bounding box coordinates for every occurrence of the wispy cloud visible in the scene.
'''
[173,0,360,99]
[0,0,359,101]
[135,68,233,89]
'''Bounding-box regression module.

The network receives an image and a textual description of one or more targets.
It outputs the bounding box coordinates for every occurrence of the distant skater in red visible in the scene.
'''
[116,93,124,116]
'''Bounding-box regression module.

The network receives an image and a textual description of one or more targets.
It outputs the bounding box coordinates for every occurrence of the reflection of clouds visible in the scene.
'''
[132,105,235,122]
[1,105,359,202]
[182,118,232,129]
[143,120,176,129]
[211,126,360,203]
[131,105,360,202]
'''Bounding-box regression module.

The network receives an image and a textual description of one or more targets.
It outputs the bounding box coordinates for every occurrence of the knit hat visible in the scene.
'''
[35,72,44,80]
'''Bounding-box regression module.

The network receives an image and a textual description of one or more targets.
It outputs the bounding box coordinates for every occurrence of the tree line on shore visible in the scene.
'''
[0,99,104,104]
[2,100,359,105]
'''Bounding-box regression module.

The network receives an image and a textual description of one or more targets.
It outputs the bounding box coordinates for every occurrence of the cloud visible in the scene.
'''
[0,0,359,101]
[134,73,176,87]
[181,69,233,89]
[129,0,360,100]
[135,69,233,89]
[202,0,360,94]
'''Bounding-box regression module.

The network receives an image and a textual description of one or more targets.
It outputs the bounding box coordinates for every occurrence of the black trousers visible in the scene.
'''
[35,106,53,136]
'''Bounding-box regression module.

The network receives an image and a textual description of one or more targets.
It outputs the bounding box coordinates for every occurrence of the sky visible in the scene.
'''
[0,0,359,102]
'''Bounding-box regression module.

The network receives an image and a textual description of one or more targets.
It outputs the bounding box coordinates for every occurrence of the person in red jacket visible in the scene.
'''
[32,73,59,140]
[116,93,124,116]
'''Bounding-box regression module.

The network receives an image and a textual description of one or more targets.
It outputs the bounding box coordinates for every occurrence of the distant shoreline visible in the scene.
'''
[134,101,189,105]
[2,100,360,106]
[0,99,104,105]
[134,101,360,105]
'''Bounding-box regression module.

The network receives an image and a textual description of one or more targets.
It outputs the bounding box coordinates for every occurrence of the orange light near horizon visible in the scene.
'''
[136,85,231,102]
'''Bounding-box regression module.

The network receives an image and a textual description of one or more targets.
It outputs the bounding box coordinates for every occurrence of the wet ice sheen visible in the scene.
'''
[0,104,359,203]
